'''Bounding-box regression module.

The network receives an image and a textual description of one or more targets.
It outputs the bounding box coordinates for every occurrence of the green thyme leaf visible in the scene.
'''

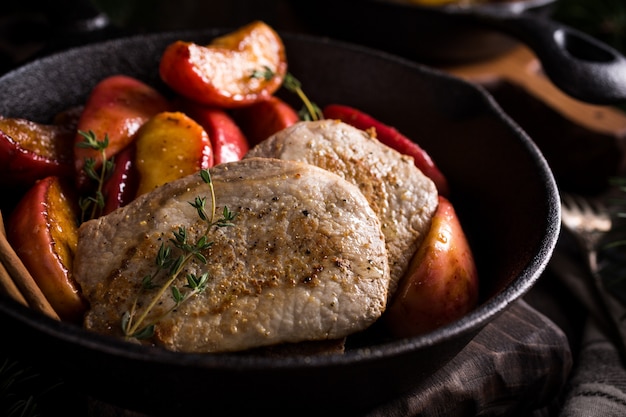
[171,286,183,303]
[77,130,116,222]
[132,325,155,340]
[250,66,275,81]
[121,170,238,341]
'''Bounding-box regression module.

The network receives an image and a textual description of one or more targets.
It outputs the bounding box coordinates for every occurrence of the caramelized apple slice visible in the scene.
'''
[134,112,213,196]
[384,196,479,337]
[0,117,74,187]
[232,96,300,146]
[176,100,249,165]
[7,176,86,322]
[74,75,170,190]
[160,21,287,108]
[102,143,138,215]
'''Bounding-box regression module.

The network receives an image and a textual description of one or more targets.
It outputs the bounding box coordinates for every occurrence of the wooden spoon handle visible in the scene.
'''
[0,211,59,320]
[443,45,626,135]
[0,261,28,306]
[0,211,28,305]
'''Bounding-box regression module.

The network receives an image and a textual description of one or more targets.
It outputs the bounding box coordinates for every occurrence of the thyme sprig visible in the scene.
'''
[76,130,115,222]
[121,169,236,340]
[251,67,323,121]
[282,73,323,121]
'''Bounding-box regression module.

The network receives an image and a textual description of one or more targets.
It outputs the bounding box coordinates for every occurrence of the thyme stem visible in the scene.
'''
[122,169,236,340]
[124,252,195,337]
[250,67,322,121]
[282,73,323,121]
[76,130,114,222]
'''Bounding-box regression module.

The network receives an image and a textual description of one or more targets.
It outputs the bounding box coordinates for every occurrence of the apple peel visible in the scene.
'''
[384,196,479,337]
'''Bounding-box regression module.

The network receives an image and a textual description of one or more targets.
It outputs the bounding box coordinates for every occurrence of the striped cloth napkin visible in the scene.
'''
[362,299,572,417]
[551,229,626,417]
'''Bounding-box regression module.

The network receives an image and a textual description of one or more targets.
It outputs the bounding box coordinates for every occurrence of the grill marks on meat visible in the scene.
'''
[246,120,438,294]
[73,157,390,353]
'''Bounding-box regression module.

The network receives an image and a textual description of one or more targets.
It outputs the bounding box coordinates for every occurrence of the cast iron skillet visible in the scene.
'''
[292,0,626,105]
[0,29,560,416]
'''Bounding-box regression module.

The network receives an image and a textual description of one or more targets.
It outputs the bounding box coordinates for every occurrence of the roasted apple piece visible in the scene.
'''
[384,196,479,337]
[74,75,170,190]
[134,111,213,196]
[102,143,138,215]
[176,100,249,165]
[7,176,87,322]
[159,21,287,108]
[232,96,300,146]
[0,117,74,187]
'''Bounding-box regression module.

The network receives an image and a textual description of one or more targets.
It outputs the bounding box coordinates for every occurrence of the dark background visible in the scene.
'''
[1,0,625,74]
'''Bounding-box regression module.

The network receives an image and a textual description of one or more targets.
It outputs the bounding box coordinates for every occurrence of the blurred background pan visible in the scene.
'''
[291,0,626,104]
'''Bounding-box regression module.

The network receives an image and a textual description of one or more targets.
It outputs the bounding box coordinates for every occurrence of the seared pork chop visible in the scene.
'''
[246,120,438,294]
[73,157,390,353]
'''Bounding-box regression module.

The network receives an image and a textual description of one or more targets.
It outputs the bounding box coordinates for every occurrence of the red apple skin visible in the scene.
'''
[323,104,450,196]
[159,21,287,108]
[102,143,138,215]
[232,95,300,146]
[7,176,87,323]
[74,75,170,191]
[0,117,74,187]
[384,196,479,337]
[176,99,249,165]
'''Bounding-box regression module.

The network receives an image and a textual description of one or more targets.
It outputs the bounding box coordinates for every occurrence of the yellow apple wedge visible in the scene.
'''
[384,196,479,337]
[134,111,213,196]
[73,75,170,191]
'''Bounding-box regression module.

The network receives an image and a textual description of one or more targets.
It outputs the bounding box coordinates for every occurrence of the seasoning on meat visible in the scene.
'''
[247,120,439,295]
[73,157,390,353]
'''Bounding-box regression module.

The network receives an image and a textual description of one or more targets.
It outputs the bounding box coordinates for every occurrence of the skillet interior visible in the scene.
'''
[0,30,559,416]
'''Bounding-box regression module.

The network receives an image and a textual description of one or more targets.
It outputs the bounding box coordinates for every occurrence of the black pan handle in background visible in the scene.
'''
[465,5,626,105]
[295,0,626,105]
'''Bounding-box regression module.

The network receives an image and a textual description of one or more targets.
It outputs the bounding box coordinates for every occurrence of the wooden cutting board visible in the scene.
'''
[441,45,626,194]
